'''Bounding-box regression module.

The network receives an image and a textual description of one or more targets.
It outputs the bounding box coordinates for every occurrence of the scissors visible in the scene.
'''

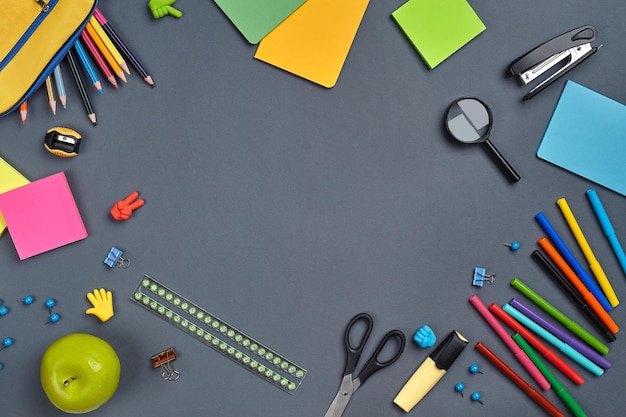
[323,312,406,417]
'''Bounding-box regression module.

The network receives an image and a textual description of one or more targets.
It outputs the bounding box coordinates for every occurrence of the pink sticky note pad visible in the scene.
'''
[0,172,87,260]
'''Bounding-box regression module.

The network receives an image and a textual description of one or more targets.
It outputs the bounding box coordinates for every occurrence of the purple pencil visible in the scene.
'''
[93,8,154,87]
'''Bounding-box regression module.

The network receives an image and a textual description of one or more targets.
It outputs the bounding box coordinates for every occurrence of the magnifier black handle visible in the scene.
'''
[483,139,521,183]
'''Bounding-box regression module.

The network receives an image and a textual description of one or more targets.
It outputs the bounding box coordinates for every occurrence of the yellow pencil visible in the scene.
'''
[45,75,56,115]
[88,16,130,75]
[557,197,619,307]
[85,22,127,83]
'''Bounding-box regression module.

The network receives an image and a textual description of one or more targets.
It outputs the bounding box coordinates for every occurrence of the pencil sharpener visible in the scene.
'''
[44,127,82,157]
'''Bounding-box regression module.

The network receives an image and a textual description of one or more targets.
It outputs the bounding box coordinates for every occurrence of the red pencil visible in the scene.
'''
[475,342,566,417]
[80,30,118,88]
[489,303,584,385]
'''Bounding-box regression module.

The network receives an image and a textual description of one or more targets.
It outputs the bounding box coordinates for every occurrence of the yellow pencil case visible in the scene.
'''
[0,0,97,117]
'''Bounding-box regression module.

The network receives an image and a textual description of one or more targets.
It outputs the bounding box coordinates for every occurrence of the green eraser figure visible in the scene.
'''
[148,0,182,19]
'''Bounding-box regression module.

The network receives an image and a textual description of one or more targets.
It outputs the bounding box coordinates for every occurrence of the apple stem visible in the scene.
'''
[63,376,77,386]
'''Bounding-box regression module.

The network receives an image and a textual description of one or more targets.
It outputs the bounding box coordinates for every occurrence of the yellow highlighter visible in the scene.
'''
[394,330,468,412]
[557,197,619,307]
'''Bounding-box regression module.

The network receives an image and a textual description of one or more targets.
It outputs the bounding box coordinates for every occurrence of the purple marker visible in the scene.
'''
[510,298,611,370]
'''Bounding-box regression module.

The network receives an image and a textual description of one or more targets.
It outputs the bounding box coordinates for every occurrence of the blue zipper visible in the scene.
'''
[0,0,60,71]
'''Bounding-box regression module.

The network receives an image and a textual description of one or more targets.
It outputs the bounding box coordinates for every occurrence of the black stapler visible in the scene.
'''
[509,25,600,100]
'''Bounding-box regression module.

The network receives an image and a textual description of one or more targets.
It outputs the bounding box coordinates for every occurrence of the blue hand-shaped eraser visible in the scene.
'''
[413,325,436,348]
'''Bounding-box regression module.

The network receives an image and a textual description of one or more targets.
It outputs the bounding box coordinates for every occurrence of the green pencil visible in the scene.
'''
[513,333,587,417]
[510,277,608,355]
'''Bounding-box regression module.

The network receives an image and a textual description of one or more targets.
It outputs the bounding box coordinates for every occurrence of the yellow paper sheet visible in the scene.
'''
[0,156,29,237]
[254,0,369,88]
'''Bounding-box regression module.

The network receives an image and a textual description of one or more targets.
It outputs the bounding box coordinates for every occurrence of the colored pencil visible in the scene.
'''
[557,197,619,307]
[66,49,96,125]
[94,8,154,87]
[489,303,584,385]
[19,101,27,125]
[45,75,56,115]
[88,16,130,74]
[538,237,619,335]
[532,249,616,342]
[85,21,127,83]
[513,334,587,417]
[74,39,103,94]
[53,64,67,108]
[475,342,566,417]
[80,30,118,88]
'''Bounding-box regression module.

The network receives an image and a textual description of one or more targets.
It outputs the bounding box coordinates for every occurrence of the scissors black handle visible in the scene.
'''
[343,313,406,385]
[356,329,406,385]
[343,312,374,376]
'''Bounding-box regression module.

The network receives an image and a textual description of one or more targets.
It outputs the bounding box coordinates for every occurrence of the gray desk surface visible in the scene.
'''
[2,0,626,415]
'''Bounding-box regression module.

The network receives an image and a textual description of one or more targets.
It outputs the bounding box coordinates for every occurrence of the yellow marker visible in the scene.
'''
[557,197,619,307]
[394,331,468,412]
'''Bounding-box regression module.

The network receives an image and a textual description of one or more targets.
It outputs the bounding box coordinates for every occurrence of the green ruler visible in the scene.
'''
[131,274,307,393]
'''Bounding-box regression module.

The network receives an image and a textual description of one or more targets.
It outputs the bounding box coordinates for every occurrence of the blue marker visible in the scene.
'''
[535,212,612,311]
[502,304,603,377]
[587,189,626,276]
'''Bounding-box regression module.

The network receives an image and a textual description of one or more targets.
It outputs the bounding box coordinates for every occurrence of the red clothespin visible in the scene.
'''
[110,191,144,221]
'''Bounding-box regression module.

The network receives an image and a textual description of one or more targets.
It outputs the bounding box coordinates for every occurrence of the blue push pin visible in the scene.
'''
[503,241,520,251]
[0,337,13,351]
[471,392,484,405]
[0,300,8,317]
[45,298,56,311]
[104,247,130,269]
[469,363,484,374]
[17,295,34,305]
[454,382,465,397]
[46,313,60,324]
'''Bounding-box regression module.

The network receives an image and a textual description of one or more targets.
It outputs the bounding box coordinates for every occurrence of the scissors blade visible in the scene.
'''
[323,375,355,417]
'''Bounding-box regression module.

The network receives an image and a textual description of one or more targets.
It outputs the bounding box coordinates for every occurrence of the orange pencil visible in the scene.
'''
[19,101,27,125]
[85,21,127,83]
[538,237,619,334]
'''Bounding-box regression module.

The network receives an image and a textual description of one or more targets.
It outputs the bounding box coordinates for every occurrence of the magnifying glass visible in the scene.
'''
[444,97,520,183]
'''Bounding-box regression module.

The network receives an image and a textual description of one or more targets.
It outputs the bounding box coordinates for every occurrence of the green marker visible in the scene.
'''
[510,278,608,355]
[513,333,587,417]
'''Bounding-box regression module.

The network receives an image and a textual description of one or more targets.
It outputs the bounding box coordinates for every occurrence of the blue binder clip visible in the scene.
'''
[472,267,495,287]
[104,247,130,269]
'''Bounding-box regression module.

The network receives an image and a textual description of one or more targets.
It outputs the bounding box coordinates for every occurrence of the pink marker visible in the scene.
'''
[469,294,550,390]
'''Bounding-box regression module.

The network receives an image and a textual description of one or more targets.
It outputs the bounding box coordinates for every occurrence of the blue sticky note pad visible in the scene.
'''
[537,81,626,196]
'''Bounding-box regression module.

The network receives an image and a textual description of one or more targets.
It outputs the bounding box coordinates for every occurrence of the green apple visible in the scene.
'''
[40,333,121,414]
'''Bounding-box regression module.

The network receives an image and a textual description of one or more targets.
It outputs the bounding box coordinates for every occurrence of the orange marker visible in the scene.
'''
[19,101,27,125]
[538,237,619,334]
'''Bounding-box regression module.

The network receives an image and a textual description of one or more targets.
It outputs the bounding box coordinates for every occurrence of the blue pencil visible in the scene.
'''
[74,39,103,94]
[52,64,67,108]
[535,212,612,311]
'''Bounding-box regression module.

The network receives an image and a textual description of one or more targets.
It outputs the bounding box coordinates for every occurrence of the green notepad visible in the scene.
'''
[213,0,307,44]
[392,0,485,69]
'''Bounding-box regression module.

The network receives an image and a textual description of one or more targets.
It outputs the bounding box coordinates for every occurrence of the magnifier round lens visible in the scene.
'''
[445,98,492,143]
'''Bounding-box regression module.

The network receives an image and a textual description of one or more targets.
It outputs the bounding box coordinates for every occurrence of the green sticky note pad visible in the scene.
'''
[392,0,485,69]
[214,0,307,44]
